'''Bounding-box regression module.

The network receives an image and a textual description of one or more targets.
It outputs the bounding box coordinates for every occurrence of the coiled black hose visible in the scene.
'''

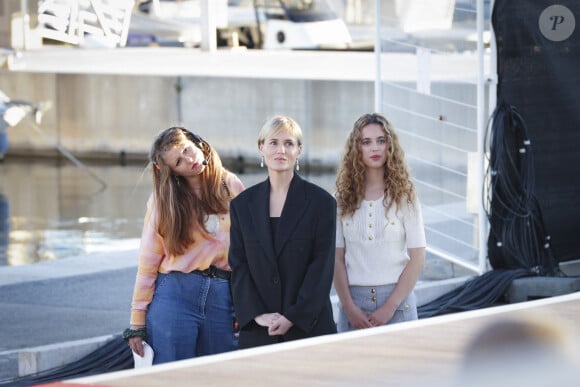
[419,101,563,319]
[0,335,133,387]
[484,102,558,275]
[418,268,533,319]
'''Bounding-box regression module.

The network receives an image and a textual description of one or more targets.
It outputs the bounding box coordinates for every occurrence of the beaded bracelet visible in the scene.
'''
[123,327,148,341]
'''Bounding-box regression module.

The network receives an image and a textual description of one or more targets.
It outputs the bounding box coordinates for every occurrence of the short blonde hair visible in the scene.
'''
[257,115,303,147]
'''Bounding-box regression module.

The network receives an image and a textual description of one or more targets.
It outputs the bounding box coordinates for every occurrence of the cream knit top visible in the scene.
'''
[336,195,426,286]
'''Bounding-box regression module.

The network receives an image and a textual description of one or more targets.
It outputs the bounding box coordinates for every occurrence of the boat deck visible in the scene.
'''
[5,46,482,82]
[58,292,580,387]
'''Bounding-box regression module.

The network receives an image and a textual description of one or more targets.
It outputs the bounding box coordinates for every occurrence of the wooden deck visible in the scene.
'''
[58,292,580,387]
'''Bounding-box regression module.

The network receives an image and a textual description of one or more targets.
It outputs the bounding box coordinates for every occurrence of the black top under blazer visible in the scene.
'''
[229,173,337,349]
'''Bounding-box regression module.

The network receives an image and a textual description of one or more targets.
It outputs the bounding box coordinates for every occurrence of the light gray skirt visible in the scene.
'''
[337,283,418,333]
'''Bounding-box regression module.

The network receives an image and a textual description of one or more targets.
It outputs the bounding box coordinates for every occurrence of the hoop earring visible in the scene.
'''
[260,156,264,168]
[175,175,180,186]
[296,158,300,171]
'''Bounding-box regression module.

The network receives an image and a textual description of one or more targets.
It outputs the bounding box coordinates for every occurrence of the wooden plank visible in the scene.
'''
[68,292,580,387]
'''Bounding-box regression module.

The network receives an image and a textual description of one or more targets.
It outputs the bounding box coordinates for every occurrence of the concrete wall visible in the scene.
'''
[0,56,482,172]
[0,70,482,169]
[0,71,375,168]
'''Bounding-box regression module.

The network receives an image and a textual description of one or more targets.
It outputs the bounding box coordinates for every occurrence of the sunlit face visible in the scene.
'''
[162,137,206,177]
[359,123,388,169]
[259,130,302,173]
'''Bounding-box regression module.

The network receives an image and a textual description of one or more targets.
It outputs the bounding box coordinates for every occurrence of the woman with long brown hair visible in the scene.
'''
[125,127,244,364]
[334,113,426,332]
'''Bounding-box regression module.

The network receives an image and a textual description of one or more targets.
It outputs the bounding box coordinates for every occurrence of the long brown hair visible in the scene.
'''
[148,127,231,256]
[335,113,416,218]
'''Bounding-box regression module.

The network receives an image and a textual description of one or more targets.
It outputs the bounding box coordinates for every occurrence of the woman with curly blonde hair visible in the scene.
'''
[334,113,426,332]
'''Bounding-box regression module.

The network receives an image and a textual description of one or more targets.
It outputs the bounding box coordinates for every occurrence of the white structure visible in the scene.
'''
[373,0,496,274]
[11,0,135,49]
[129,0,351,50]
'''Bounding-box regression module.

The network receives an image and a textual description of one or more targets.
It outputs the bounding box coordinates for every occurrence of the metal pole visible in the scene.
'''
[201,0,217,52]
[20,0,29,50]
[374,0,382,113]
[476,0,488,274]
[176,76,183,125]
[26,118,107,191]
[488,0,498,116]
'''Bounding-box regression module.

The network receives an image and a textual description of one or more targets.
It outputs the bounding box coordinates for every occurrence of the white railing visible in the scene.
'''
[374,0,496,275]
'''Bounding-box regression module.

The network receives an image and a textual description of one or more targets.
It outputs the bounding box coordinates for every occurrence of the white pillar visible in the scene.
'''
[20,0,30,50]
[374,0,382,113]
[476,0,488,274]
[201,0,217,52]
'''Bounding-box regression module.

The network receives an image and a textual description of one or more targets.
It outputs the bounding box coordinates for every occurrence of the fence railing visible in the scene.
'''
[374,0,495,274]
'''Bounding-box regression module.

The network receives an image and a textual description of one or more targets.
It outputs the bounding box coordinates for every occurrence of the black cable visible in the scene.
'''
[419,101,562,320]
[418,268,533,319]
[0,335,133,387]
[483,102,558,275]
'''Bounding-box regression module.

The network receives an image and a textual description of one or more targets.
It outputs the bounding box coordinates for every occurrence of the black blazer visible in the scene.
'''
[229,173,337,348]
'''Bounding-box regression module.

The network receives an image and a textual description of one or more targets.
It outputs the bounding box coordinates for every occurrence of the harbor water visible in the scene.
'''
[0,157,469,281]
[0,157,335,267]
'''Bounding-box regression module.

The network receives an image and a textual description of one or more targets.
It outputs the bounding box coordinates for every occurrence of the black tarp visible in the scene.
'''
[489,0,580,268]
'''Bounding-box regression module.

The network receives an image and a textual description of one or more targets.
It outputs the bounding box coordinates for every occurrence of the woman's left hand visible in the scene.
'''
[268,315,293,336]
[128,336,145,357]
[255,313,282,327]
[368,306,395,327]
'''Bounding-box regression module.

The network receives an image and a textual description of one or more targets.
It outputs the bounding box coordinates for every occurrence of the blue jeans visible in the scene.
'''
[146,271,237,364]
[337,283,418,333]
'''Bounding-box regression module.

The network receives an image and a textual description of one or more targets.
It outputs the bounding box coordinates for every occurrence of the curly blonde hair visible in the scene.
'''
[335,113,416,218]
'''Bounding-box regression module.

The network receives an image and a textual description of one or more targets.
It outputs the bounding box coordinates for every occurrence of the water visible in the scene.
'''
[0,157,470,281]
[0,158,336,267]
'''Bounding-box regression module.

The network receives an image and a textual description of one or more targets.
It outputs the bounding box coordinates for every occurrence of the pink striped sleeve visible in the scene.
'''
[130,196,165,326]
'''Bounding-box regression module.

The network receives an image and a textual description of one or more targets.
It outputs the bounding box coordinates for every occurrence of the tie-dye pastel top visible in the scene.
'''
[130,172,244,326]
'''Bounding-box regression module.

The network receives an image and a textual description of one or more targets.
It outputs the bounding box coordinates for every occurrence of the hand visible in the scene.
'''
[368,305,396,327]
[128,336,144,357]
[343,304,373,330]
[254,313,282,327]
[268,315,293,336]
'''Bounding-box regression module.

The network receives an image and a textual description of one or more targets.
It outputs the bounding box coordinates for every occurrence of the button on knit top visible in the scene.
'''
[336,195,426,286]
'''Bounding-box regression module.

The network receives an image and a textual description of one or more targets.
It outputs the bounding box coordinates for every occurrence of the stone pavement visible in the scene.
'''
[0,249,472,383]
[0,249,139,381]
